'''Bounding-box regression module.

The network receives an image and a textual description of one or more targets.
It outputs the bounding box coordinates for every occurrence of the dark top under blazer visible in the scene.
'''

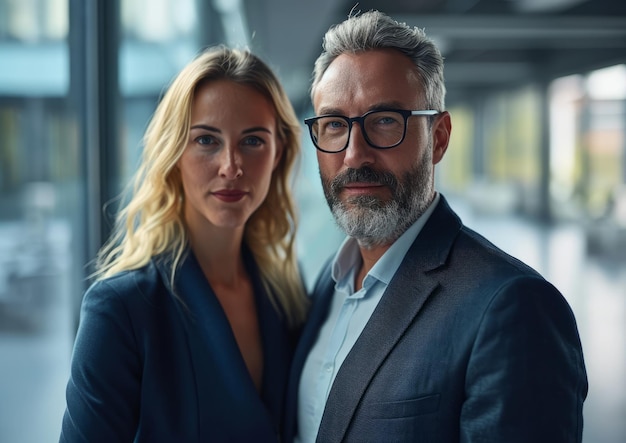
[61,250,296,442]
[284,195,588,443]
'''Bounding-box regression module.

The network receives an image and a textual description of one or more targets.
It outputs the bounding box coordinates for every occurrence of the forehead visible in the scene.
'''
[313,49,424,113]
[193,80,268,108]
[190,79,276,123]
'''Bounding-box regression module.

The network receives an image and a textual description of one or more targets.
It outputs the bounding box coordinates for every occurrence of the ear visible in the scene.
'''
[431,111,451,165]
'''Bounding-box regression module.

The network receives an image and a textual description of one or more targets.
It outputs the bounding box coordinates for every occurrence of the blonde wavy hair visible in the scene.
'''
[94,46,308,326]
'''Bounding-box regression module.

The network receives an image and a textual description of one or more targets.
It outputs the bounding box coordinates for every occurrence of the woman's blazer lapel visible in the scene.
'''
[157,252,277,438]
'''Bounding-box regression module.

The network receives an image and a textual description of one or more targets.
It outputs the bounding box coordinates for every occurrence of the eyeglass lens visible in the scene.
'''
[311,110,406,152]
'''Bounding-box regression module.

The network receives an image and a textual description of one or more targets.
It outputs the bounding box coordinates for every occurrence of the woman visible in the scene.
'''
[60,46,308,442]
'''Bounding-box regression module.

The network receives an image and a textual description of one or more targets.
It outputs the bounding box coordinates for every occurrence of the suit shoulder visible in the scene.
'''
[83,261,167,310]
[456,224,543,279]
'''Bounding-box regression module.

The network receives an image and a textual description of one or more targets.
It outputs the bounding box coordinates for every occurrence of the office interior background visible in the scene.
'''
[0,0,625,441]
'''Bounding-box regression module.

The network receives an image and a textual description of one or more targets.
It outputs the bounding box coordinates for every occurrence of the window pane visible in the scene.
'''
[0,1,75,441]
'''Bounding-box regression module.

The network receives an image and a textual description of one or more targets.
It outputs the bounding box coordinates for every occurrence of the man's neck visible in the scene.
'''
[354,242,392,291]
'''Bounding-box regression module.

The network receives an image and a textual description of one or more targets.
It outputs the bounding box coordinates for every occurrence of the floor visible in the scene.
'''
[0,201,625,442]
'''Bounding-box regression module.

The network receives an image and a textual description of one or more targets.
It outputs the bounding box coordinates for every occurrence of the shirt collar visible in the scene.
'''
[331,192,440,289]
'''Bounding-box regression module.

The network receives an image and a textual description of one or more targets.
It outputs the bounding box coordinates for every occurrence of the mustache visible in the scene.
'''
[329,167,398,194]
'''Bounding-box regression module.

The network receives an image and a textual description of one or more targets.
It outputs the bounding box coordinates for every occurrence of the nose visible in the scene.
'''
[218,146,243,179]
[343,122,375,169]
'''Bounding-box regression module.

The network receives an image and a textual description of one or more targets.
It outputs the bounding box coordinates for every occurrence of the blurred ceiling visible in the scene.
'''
[240,0,626,111]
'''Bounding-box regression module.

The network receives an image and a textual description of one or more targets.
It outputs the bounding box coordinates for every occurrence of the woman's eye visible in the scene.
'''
[195,134,217,145]
[242,136,264,147]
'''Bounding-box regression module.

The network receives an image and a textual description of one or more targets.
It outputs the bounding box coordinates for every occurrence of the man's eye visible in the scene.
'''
[322,119,346,130]
[377,116,396,125]
[372,113,401,125]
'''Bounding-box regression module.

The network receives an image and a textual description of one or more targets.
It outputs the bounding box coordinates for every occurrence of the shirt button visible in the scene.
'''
[324,363,333,373]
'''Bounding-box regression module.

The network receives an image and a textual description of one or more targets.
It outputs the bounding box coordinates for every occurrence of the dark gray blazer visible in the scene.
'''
[61,249,296,442]
[284,195,587,443]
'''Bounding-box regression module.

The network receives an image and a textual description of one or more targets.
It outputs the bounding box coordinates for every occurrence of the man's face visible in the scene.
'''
[312,49,451,248]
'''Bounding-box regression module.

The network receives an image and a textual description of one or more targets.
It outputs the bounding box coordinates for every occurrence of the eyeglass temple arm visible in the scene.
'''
[410,110,439,116]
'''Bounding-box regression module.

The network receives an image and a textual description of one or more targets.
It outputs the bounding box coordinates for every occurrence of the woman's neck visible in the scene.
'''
[188,225,247,287]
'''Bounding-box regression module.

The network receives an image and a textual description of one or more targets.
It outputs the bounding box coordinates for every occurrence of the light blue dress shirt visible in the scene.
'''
[295,193,440,443]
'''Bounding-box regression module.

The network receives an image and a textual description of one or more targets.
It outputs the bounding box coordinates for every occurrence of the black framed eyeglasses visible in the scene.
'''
[304,109,439,153]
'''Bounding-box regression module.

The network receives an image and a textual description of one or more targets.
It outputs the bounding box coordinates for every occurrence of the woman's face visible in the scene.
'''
[178,79,282,236]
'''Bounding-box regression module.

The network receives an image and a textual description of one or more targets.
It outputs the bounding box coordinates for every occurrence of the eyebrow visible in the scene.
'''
[189,124,272,135]
[243,126,273,135]
[317,102,407,116]
[316,107,343,116]
[190,124,220,132]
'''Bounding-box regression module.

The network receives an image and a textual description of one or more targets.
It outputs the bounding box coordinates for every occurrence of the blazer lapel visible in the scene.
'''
[316,196,462,443]
[157,252,274,437]
[253,258,293,432]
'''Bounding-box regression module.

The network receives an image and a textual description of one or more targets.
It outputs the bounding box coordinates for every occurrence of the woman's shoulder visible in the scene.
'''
[84,260,168,308]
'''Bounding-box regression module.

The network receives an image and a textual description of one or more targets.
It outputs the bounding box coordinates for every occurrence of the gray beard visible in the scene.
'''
[321,149,434,249]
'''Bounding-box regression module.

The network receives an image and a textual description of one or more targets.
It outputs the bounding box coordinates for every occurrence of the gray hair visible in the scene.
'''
[311,10,446,110]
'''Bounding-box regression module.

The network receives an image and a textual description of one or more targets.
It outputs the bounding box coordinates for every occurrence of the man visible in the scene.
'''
[284,10,587,443]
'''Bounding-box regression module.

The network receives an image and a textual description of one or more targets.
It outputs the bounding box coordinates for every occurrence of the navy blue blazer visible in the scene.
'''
[284,195,587,443]
[61,249,296,442]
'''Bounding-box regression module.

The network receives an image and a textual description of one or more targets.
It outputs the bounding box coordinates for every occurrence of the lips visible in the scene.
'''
[342,182,385,195]
[212,189,247,202]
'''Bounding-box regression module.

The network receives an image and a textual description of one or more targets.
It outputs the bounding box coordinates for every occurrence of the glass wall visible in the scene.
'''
[440,68,626,227]
[554,68,626,215]
[549,65,626,258]
[0,1,76,441]
[440,86,544,217]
